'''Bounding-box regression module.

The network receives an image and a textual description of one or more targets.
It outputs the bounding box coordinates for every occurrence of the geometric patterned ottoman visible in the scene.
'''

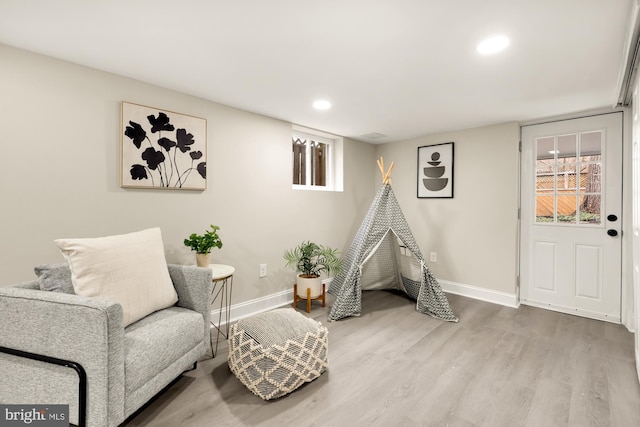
[227,308,329,400]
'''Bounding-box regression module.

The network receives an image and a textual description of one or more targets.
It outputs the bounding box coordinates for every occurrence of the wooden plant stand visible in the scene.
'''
[293,283,326,313]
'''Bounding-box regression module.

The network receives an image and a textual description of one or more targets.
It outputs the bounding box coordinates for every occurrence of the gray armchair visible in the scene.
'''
[0,264,213,427]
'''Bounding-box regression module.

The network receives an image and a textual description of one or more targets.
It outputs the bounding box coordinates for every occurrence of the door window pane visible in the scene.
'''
[536,196,555,222]
[580,194,601,224]
[579,131,602,157]
[578,131,602,225]
[536,137,555,161]
[557,164,578,190]
[557,195,578,224]
[534,131,602,226]
[536,163,554,194]
[557,134,577,158]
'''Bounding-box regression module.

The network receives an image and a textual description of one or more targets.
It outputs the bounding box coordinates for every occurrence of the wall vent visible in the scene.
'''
[360,132,387,140]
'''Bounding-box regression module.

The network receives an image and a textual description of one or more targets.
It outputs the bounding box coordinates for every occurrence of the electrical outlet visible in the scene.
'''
[259,264,267,278]
[430,252,437,262]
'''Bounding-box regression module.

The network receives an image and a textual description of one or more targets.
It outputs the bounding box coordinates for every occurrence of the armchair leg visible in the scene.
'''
[183,361,198,373]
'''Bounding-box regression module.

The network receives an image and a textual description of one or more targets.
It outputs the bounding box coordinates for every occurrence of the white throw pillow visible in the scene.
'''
[55,228,178,327]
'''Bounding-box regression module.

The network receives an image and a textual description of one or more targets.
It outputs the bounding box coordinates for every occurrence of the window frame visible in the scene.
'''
[291,126,343,192]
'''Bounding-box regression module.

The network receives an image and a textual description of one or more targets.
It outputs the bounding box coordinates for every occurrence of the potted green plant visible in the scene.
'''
[184,224,223,267]
[283,241,342,298]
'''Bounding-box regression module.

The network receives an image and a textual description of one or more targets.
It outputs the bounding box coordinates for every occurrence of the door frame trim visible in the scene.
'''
[520,107,625,128]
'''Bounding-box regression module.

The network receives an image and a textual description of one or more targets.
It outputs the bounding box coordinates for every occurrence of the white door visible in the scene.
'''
[520,113,623,322]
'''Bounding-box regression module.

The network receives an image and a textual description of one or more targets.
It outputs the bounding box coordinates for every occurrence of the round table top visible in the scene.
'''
[208,264,235,280]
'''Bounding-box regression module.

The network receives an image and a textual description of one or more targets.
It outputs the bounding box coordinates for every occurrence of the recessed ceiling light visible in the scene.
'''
[476,35,510,55]
[313,100,331,110]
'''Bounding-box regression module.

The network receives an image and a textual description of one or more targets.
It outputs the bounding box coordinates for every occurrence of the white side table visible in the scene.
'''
[208,264,234,357]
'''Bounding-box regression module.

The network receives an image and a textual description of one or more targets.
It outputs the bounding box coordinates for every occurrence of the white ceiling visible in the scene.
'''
[0,0,633,143]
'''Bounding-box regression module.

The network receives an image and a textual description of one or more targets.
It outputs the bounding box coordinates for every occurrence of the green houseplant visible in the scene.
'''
[284,241,342,298]
[184,224,223,267]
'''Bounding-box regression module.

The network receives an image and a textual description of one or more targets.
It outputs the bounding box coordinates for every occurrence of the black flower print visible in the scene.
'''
[125,121,146,149]
[142,147,165,170]
[176,128,195,153]
[158,137,176,152]
[123,106,206,188]
[147,112,174,133]
[130,164,148,180]
[197,162,206,179]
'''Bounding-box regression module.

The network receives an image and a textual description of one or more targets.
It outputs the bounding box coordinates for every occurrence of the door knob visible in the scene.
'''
[607,214,618,222]
[607,229,618,237]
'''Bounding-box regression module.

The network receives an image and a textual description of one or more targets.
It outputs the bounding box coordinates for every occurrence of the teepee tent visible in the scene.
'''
[328,158,458,322]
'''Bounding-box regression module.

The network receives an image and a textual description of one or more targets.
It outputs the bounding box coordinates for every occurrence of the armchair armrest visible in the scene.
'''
[11,280,40,290]
[168,264,213,349]
[0,287,125,427]
[0,346,87,427]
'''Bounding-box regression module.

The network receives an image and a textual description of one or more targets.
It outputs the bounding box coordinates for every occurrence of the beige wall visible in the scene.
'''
[0,45,377,305]
[376,123,520,294]
[0,44,520,302]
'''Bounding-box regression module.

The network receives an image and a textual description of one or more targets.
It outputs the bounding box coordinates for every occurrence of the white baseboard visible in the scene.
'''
[212,278,517,329]
[438,279,519,308]
[210,288,293,326]
[210,278,333,327]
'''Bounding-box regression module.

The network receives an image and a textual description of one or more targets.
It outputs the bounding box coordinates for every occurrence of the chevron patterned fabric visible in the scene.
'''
[328,184,458,322]
[228,308,328,400]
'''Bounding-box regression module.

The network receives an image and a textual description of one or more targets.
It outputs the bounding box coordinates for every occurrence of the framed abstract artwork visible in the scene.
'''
[120,102,207,190]
[417,142,454,198]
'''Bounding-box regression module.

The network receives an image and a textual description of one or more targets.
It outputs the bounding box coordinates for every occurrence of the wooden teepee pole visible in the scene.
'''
[377,157,385,177]
[377,156,394,185]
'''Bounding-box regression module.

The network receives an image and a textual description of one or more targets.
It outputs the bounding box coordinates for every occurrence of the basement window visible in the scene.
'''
[292,126,343,192]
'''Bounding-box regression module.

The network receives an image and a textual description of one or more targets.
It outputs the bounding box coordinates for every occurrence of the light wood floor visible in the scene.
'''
[122,292,640,427]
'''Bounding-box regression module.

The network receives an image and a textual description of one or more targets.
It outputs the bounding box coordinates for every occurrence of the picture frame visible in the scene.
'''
[417,142,454,198]
[120,101,207,190]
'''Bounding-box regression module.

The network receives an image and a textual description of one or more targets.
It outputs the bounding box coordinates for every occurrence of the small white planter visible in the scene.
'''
[296,275,323,298]
[196,253,212,267]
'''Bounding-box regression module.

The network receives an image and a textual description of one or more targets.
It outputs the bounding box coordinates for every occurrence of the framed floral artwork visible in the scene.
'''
[417,142,454,198]
[120,102,207,190]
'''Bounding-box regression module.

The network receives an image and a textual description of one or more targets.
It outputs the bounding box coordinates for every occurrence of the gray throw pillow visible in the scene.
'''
[34,264,75,294]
